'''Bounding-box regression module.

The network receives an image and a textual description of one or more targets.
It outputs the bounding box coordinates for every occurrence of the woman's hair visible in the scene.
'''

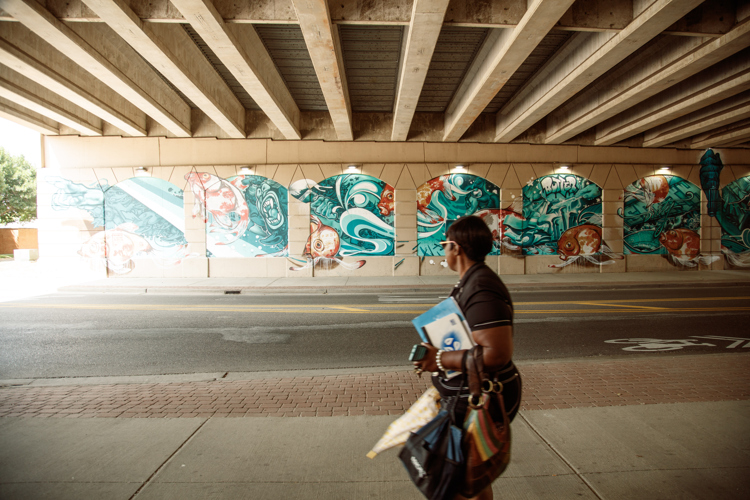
[446,215,493,262]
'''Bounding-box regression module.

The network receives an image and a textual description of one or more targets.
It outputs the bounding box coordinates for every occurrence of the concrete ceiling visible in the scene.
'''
[0,0,748,149]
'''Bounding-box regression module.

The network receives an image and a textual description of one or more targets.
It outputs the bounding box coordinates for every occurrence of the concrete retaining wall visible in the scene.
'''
[35,137,750,278]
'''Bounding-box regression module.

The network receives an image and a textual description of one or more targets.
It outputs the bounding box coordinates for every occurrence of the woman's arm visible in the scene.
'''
[413,325,513,373]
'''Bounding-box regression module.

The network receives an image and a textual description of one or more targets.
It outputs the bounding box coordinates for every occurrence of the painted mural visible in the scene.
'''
[289,174,395,270]
[417,174,500,257]
[522,174,620,268]
[49,176,191,274]
[620,175,708,266]
[699,150,750,267]
[184,172,288,258]
[472,198,525,256]
[720,176,750,267]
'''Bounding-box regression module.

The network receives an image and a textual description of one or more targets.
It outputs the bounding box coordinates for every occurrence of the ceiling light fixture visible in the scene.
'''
[135,166,149,177]
[454,165,467,173]
[239,166,253,175]
[347,165,359,172]
[557,165,570,172]
[657,166,671,174]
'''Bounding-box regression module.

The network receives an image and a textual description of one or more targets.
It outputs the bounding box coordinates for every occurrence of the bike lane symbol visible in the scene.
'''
[605,338,716,352]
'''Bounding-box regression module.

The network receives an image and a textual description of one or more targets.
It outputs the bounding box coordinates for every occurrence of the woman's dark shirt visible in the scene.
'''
[450,262,513,331]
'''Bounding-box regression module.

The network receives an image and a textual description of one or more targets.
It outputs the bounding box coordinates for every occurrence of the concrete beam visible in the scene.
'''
[546,18,750,145]
[291,0,352,141]
[494,0,705,144]
[595,50,750,146]
[0,65,102,135]
[29,0,737,37]
[643,91,750,148]
[391,0,450,142]
[0,0,192,137]
[81,0,245,138]
[443,0,575,143]
[445,28,502,118]
[0,23,147,136]
[691,118,750,149]
[0,94,59,135]
[170,0,301,140]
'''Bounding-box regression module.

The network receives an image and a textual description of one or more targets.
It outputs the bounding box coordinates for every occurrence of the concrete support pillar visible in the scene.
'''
[182,187,209,278]
[287,192,312,277]
[394,189,418,276]
[700,193,726,271]
[601,189,626,273]
[499,187,525,275]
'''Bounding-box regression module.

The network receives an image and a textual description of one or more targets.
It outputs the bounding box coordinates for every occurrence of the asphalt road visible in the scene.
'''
[0,285,748,379]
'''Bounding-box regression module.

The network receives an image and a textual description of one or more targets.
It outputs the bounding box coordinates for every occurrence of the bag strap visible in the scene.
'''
[466,345,483,407]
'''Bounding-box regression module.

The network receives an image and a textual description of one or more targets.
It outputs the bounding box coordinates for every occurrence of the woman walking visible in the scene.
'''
[412,215,522,500]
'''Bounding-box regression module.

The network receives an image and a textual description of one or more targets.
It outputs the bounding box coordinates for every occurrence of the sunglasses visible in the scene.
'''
[439,240,458,249]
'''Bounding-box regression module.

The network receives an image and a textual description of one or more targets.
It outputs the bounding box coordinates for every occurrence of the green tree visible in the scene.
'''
[0,147,37,223]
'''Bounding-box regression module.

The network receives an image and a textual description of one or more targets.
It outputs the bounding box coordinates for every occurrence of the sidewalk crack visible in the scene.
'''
[128,418,209,499]
[519,412,605,499]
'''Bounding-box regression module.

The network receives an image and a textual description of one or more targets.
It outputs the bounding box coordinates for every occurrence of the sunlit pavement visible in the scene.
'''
[0,259,102,302]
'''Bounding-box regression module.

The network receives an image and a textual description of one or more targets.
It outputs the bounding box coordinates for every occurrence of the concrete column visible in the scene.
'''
[700,193,725,271]
[394,189,418,276]
[601,189,626,273]
[498,187,525,275]
[287,192,312,277]
[182,187,209,278]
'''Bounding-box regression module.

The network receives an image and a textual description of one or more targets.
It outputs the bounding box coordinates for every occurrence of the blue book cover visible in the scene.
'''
[412,297,474,378]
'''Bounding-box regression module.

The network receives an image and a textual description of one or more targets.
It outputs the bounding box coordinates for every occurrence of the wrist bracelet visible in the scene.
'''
[435,350,446,372]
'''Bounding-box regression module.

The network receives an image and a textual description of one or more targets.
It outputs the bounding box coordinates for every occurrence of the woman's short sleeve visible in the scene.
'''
[463,289,513,330]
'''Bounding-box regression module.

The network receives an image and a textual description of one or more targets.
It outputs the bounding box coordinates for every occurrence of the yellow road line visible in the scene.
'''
[514,296,750,306]
[515,307,750,314]
[324,306,370,312]
[1,303,749,315]
[0,303,429,314]
[2,295,746,311]
[575,302,669,310]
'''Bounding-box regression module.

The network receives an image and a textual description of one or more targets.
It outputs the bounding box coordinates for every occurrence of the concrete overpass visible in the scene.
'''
[0,0,749,279]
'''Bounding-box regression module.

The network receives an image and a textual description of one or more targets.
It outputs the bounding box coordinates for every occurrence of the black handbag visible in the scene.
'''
[399,398,465,500]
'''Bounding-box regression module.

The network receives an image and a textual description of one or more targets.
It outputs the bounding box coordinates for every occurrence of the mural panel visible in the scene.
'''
[184,172,288,258]
[719,176,750,267]
[620,175,703,266]
[472,202,524,257]
[49,176,190,274]
[416,174,500,257]
[699,149,750,267]
[289,174,395,270]
[522,174,619,268]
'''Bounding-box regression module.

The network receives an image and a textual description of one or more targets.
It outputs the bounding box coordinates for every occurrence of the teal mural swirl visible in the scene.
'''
[417,174,500,257]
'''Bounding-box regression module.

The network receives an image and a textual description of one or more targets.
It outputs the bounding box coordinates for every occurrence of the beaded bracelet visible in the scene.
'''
[435,349,446,372]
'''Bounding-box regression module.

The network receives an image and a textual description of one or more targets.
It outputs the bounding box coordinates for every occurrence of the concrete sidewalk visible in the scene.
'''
[1,354,748,499]
[2,259,750,299]
[56,269,750,295]
[1,401,747,500]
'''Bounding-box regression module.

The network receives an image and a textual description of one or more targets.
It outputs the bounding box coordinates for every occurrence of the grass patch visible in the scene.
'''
[0,254,13,260]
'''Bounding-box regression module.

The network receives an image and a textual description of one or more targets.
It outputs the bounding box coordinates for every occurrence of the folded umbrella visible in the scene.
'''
[367,387,440,458]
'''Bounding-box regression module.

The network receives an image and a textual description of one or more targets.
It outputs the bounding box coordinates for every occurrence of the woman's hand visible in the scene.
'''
[412,343,439,373]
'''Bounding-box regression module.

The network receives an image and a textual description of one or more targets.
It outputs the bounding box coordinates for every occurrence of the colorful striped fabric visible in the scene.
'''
[464,393,510,463]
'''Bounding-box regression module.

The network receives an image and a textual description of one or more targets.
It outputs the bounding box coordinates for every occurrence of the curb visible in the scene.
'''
[3,352,742,389]
[56,279,750,295]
